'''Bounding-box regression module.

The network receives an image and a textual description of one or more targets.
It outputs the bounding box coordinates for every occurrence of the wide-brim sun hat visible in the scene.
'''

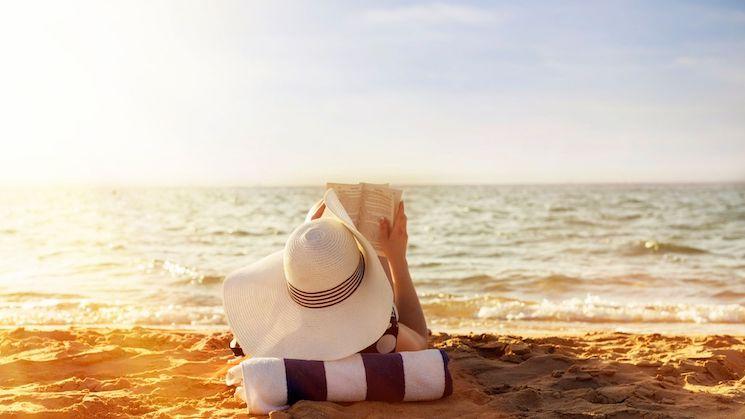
[223,189,394,361]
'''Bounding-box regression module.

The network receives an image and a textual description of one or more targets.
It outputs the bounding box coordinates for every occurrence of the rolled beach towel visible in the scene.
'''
[226,349,453,414]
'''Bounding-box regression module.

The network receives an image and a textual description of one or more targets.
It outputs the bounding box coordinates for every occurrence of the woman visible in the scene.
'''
[223,189,427,361]
[310,200,428,353]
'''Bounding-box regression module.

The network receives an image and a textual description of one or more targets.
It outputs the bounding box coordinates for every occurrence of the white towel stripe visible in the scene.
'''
[241,357,289,413]
[324,353,368,401]
[401,350,446,401]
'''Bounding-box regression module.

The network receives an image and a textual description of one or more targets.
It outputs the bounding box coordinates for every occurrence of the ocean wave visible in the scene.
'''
[458,274,496,285]
[477,295,745,324]
[198,275,223,285]
[547,205,574,213]
[623,240,708,256]
[411,261,443,268]
[0,292,85,301]
[522,273,672,289]
[137,259,225,286]
[73,261,124,273]
[457,275,514,292]
[422,298,482,319]
[618,198,646,205]
[0,301,226,326]
[682,277,726,286]
[544,216,598,227]
[600,212,642,221]
[170,275,223,286]
[4,293,743,328]
[440,251,470,258]
[209,227,282,237]
[526,274,583,293]
[161,260,201,278]
[713,290,745,300]
[451,273,679,295]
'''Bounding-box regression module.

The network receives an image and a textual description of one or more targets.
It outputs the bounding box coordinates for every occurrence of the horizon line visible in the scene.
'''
[1,180,744,189]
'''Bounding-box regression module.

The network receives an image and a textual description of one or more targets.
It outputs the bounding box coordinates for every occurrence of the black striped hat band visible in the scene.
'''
[287,254,365,308]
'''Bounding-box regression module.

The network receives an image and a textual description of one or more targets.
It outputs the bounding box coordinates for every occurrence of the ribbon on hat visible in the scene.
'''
[287,254,365,309]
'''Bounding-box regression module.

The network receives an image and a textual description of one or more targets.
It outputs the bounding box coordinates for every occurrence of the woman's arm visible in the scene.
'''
[379,202,428,349]
[313,199,428,350]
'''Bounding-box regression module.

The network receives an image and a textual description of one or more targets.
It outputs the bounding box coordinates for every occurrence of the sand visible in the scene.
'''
[0,328,743,418]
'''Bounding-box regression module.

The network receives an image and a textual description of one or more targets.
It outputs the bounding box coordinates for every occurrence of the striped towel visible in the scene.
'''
[226,349,453,415]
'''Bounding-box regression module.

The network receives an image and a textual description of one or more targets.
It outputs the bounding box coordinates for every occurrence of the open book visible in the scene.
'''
[326,182,403,255]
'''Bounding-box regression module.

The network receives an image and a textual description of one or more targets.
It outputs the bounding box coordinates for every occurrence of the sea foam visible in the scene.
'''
[477,294,745,324]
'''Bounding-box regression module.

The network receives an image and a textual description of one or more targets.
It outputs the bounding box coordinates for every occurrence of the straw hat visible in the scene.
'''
[223,189,394,361]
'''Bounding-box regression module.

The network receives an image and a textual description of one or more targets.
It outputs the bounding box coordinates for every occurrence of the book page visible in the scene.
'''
[325,183,362,226]
[325,182,403,255]
[358,183,403,255]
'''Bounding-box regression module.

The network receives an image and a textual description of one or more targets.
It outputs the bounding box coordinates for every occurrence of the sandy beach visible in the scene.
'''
[1,328,743,418]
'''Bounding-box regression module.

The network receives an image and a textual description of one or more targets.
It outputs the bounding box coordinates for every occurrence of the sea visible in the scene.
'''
[1,184,744,335]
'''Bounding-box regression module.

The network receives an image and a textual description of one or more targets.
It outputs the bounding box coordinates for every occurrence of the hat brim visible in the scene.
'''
[223,189,393,361]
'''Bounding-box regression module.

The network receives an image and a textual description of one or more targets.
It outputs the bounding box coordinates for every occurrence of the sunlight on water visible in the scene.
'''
[1,184,743,334]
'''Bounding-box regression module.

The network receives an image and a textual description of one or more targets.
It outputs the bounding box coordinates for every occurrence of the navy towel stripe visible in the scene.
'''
[284,359,327,403]
[439,349,453,397]
[361,352,405,402]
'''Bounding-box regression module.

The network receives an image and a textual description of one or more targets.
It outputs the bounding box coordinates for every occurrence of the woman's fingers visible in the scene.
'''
[394,201,407,232]
[310,203,326,220]
[379,217,390,238]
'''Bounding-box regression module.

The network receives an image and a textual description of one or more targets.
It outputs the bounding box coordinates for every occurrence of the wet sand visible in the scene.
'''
[1,328,743,418]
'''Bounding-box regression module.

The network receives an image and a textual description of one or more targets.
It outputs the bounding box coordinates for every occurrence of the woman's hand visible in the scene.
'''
[378,201,408,264]
[310,202,325,220]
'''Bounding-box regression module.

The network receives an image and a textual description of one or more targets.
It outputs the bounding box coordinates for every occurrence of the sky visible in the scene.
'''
[0,0,744,186]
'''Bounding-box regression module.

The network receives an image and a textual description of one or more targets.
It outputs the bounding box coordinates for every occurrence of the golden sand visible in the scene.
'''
[1,328,743,418]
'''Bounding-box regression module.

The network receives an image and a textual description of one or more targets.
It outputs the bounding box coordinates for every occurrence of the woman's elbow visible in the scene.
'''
[396,324,428,351]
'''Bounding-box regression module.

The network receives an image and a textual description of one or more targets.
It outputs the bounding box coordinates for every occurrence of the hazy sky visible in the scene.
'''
[1,0,744,185]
